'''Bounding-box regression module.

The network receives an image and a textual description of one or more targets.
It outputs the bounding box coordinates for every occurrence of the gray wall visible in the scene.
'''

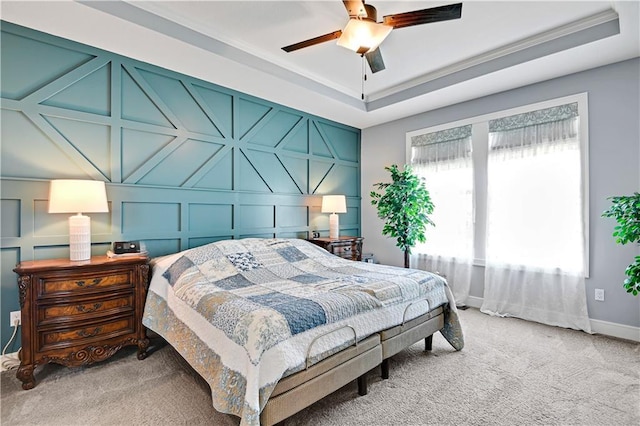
[361,58,640,329]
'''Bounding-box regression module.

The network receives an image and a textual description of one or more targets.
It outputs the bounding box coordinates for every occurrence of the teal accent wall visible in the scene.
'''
[0,21,361,349]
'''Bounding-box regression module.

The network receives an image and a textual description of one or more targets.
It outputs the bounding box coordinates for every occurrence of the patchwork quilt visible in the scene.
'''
[142,238,463,425]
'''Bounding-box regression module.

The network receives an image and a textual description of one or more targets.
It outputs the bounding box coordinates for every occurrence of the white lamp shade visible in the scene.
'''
[322,195,346,240]
[48,180,109,214]
[321,195,347,214]
[48,180,109,261]
[336,19,392,53]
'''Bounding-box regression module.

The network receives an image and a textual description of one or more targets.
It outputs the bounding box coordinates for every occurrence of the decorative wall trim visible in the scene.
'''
[0,21,361,349]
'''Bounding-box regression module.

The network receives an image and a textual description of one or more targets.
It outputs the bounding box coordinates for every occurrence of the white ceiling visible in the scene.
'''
[1,1,639,129]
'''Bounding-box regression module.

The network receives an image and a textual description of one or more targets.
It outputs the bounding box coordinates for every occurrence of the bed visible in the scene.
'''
[142,238,463,425]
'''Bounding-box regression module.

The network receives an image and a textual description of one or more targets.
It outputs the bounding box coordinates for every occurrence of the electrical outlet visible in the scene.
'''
[10,311,21,326]
[594,289,605,302]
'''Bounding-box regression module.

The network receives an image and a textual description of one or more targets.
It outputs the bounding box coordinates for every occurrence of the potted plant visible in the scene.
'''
[602,192,640,296]
[370,164,434,268]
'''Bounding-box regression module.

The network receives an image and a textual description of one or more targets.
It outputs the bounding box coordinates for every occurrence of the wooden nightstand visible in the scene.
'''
[13,255,150,390]
[308,236,364,261]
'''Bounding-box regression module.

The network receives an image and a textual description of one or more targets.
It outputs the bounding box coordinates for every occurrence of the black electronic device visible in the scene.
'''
[113,241,141,254]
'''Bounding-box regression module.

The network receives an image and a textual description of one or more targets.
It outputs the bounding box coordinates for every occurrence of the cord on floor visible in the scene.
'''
[1,319,21,371]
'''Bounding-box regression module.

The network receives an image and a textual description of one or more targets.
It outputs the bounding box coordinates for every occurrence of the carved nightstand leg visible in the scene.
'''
[137,338,150,360]
[17,364,35,390]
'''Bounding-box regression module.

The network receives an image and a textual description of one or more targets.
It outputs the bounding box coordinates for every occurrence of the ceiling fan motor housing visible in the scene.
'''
[363,4,378,22]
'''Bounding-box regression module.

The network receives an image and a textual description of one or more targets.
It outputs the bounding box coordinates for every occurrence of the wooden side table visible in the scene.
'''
[13,255,150,390]
[307,236,364,261]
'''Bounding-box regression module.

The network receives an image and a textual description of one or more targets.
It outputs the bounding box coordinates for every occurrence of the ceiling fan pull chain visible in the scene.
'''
[361,55,366,100]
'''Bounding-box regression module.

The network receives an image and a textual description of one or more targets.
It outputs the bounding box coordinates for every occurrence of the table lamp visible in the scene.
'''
[48,179,109,261]
[321,195,347,240]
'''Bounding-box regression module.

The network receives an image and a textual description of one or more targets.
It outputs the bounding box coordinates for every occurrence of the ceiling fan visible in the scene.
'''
[282,1,463,73]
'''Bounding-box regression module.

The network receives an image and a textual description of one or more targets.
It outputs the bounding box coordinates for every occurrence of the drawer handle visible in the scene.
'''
[77,327,102,338]
[75,303,103,314]
[75,278,102,288]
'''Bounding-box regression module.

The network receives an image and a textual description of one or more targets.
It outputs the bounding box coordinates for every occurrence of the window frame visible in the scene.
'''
[406,93,590,276]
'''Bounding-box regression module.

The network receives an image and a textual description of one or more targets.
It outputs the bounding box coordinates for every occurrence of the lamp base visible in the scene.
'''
[69,214,91,261]
[329,213,340,240]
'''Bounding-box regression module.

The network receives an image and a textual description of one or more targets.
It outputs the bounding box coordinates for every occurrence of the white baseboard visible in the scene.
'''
[461,296,639,342]
[465,295,483,309]
[590,318,640,342]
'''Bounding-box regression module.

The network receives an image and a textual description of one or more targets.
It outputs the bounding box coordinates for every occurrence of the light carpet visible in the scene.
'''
[1,308,638,425]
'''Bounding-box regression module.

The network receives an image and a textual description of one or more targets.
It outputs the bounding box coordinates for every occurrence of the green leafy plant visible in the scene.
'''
[602,192,640,296]
[370,164,434,268]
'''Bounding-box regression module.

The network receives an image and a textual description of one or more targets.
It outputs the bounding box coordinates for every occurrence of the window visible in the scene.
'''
[410,125,473,260]
[486,103,584,273]
[407,94,591,331]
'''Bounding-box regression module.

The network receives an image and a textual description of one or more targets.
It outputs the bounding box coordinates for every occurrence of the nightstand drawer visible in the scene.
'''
[37,270,133,298]
[40,316,135,351]
[38,293,135,325]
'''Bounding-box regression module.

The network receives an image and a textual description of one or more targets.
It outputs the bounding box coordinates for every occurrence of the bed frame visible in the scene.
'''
[259,306,447,425]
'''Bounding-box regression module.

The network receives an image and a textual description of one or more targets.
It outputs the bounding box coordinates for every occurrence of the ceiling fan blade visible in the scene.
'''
[383,3,462,29]
[365,48,386,74]
[282,30,343,52]
[342,0,367,18]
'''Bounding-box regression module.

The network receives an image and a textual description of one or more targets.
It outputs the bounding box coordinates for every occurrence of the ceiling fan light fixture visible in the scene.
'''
[336,19,392,54]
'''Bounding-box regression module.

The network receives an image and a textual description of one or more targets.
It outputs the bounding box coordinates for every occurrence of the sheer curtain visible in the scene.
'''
[410,125,473,306]
[480,103,591,332]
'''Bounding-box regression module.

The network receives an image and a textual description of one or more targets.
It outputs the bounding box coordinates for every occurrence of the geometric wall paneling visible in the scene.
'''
[1,199,21,239]
[240,232,276,240]
[121,201,181,234]
[246,110,303,148]
[189,236,233,249]
[281,118,309,154]
[1,21,360,349]
[0,30,94,100]
[25,112,107,180]
[42,116,112,179]
[243,149,301,194]
[121,66,174,128]
[279,155,309,194]
[238,204,275,230]
[314,164,359,196]
[121,129,177,180]
[341,206,360,226]
[192,84,233,139]
[309,160,334,194]
[0,110,81,179]
[134,238,181,258]
[32,245,86,261]
[34,199,69,237]
[278,231,309,239]
[238,149,272,192]
[135,138,225,187]
[191,147,234,190]
[310,121,334,158]
[238,97,272,140]
[278,205,308,228]
[317,122,359,162]
[136,68,225,138]
[188,203,233,233]
[40,62,111,116]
